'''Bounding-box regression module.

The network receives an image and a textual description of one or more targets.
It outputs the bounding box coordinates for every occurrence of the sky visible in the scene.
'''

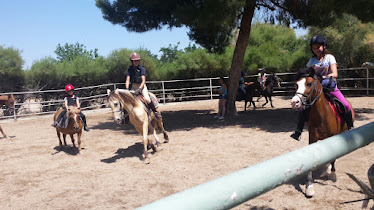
[1,1,307,69]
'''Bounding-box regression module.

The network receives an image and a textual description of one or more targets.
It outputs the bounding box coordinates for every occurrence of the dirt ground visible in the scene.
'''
[0,96,373,210]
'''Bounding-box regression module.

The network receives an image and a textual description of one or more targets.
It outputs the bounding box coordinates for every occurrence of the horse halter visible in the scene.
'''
[295,75,323,109]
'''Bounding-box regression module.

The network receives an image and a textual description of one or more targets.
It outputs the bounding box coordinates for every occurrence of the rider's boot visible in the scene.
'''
[148,102,162,118]
[80,113,90,131]
[344,111,354,130]
[290,110,306,141]
[52,110,65,127]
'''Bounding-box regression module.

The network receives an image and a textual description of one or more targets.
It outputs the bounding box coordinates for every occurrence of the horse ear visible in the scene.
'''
[309,67,316,77]
[107,89,111,96]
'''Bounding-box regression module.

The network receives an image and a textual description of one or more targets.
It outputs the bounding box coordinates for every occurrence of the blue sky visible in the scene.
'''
[1,1,307,69]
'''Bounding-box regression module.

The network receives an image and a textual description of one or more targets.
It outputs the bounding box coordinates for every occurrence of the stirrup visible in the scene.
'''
[154,112,162,118]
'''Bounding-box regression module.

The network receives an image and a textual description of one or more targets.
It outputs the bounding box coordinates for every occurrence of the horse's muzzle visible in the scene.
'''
[291,96,301,110]
[116,118,124,125]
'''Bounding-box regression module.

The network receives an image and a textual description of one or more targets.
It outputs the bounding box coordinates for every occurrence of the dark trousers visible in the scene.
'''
[56,109,88,127]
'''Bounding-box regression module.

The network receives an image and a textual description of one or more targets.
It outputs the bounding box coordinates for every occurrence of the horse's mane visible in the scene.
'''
[111,89,137,107]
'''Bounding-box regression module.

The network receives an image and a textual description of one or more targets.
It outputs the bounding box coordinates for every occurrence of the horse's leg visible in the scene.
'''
[157,118,169,143]
[269,95,274,108]
[0,125,7,138]
[56,130,62,147]
[70,134,76,148]
[305,171,315,198]
[244,100,247,111]
[77,132,82,153]
[62,133,67,146]
[142,123,150,164]
[262,96,268,107]
[150,121,161,152]
[328,160,337,182]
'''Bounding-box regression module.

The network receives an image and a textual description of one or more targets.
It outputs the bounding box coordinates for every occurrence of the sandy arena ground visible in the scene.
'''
[0,96,373,209]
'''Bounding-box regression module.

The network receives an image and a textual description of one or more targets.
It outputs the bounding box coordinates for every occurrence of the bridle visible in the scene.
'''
[295,75,323,109]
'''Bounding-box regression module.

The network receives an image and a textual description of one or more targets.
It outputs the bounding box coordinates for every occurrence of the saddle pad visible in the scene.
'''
[57,112,69,129]
[328,102,341,124]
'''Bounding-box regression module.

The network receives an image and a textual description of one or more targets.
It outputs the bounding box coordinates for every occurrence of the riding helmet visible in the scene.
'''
[65,84,74,92]
[130,52,141,61]
[310,35,327,47]
[241,71,246,76]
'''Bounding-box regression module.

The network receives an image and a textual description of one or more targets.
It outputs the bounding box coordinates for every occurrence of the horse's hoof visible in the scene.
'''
[305,185,315,198]
[329,172,337,182]
[144,157,151,164]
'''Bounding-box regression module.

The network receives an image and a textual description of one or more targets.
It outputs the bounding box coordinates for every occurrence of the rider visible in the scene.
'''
[52,84,90,131]
[238,71,246,95]
[290,35,353,140]
[258,68,267,90]
[125,52,162,118]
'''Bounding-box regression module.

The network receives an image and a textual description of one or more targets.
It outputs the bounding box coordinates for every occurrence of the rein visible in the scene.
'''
[296,75,323,109]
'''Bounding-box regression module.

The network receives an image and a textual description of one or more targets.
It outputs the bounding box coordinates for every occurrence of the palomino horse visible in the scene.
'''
[53,106,83,153]
[107,89,169,164]
[291,67,355,198]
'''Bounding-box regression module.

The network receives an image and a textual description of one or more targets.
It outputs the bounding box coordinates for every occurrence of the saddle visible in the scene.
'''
[123,93,159,122]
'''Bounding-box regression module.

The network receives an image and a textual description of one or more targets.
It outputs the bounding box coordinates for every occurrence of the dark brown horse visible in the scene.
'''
[53,106,83,153]
[291,67,354,197]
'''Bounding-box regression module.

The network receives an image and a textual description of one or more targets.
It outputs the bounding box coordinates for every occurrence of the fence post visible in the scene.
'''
[13,105,17,121]
[367,68,369,96]
[162,81,166,104]
[209,78,213,100]
[114,83,117,90]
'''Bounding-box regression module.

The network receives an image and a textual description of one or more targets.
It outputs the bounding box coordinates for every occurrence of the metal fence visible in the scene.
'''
[1,67,373,121]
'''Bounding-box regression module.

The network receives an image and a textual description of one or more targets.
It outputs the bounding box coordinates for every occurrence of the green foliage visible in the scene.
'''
[308,14,374,68]
[55,42,99,62]
[243,23,309,73]
[0,45,25,92]
[25,57,59,90]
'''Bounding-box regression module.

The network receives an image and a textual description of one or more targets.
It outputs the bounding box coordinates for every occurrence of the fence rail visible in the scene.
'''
[1,67,373,121]
[137,122,374,210]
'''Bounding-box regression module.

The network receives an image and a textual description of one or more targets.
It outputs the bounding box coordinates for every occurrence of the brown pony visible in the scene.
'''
[0,124,7,138]
[0,94,15,108]
[291,67,355,198]
[107,89,169,164]
[53,106,83,153]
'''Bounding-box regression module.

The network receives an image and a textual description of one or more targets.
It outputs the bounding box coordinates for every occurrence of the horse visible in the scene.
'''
[291,67,355,198]
[0,124,7,138]
[257,74,282,107]
[106,89,169,164]
[53,106,83,153]
[0,94,15,113]
[236,83,257,111]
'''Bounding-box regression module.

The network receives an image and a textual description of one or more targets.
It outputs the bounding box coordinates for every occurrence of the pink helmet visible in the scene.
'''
[130,52,141,61]
[65,84,74,92]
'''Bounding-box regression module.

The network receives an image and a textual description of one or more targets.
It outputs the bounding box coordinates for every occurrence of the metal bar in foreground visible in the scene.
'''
[137,122,374,210]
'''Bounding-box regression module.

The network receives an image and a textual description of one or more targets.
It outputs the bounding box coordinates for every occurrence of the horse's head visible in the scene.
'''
[269,74,282,87]
[7,94,15,108]
[67,106,81,130]
[291,67,322,109]
[107,89,125,124]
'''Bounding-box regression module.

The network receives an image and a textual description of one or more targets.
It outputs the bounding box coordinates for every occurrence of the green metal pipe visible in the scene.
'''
[137,122,374,210]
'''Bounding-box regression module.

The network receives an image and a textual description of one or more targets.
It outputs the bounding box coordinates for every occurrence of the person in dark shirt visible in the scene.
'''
[125,52,161,118]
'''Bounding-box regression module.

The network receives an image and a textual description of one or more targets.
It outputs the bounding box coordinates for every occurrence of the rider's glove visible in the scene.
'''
[134,88,142,95]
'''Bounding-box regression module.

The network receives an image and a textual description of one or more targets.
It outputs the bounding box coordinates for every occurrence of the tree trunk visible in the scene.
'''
[226,0,256,116]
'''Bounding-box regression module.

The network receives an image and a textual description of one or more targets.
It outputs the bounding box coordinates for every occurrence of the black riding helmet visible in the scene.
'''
[310,35,327,55]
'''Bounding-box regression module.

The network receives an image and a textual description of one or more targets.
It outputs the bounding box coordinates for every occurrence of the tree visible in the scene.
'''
[55,42,98,62]
[0,45,25,92]
[96,0,374,116]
